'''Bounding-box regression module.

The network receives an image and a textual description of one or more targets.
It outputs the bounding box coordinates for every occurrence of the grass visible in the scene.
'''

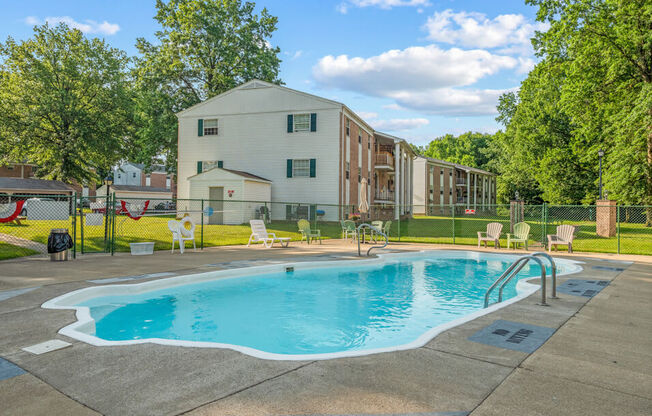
[1,212,650,259]
[0,241,39,260]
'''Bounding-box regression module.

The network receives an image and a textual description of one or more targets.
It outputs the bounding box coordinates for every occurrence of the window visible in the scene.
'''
[368,139,371,149]
[145,176,151,186]
[346,119,350,136]
[117,174,121,179]
[202,160,222,171]
[358,132,361,144]
[293,114,310,132]
[204,118,218,135]
[358,171,361,183]
[346,162,350,179]
[166,177,171,188]
[132,172,137,178]
[293,159,310,177]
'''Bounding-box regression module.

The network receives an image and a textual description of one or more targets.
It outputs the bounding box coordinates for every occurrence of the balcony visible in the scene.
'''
[374,153,394,170]
[374,189,395,202]
[456,179,467,186]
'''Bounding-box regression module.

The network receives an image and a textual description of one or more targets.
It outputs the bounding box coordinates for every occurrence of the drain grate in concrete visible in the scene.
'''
[88,271,176,284]
[591,265,626,272]
[557,279,610,297]
[0,357,26,381]
[22,339,71,355]
[468,320,555,353]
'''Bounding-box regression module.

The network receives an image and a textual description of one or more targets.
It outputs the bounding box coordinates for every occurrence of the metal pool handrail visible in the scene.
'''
[357,223,388,257]
[497,252,559,303]
[484,255,548,308]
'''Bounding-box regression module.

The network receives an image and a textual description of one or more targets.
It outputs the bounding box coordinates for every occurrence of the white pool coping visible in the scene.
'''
[42,250,584,361]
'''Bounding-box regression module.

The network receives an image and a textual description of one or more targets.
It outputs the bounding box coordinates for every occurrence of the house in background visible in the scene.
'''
[412,156,497,214]
[0,162,95,198]
[175,79,415,224]
[113,162,176,197]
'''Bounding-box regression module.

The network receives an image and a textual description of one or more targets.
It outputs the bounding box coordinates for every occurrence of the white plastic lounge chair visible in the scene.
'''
[370,220,383,242]
[168,217,196,254]
[547,224,576,253]
[478,222,503,249]
[248,220,290,248]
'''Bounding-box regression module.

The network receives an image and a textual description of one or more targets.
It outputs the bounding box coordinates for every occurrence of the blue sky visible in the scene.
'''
[1,0,545,145]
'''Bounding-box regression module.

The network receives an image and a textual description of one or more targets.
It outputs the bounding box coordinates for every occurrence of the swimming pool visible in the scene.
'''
[43,251,582,360]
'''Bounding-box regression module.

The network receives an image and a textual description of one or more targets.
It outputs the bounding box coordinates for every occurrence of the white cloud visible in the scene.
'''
[370,117,430,131]
[388,87,516,116]
[337,0,430,14]
[313,44,517,116]
[357,111,379,120]
[24,16,120,35]
[423,10,547,50]
[314,45,516,94]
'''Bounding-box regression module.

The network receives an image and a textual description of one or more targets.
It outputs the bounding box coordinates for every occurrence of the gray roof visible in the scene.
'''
[0,177,74,193]
[110,185,171,193]
[222,168,271,182]
[417,155,496,176]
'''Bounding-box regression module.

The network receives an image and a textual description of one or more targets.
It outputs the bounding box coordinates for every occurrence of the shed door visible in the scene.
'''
[208,187,224,225]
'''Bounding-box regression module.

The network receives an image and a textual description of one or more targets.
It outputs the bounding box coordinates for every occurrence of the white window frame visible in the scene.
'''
[202,160,220,171]
[292,159,310,177]
[204,118,218,135]
[293,114,310,132]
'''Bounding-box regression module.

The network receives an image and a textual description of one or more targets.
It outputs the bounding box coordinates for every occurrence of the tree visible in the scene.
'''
[0,24,132,184]
[423,132,496,172]
[132,0,283,172]
[528,0,652,222]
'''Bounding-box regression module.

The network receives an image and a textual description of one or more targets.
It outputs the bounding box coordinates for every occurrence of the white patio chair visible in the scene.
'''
[248,220,290,248]
[478,222,503,249]
[168,217,196,254]
[547,224,576,253]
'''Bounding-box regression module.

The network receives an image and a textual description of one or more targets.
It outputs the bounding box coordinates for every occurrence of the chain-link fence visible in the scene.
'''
[1,194,650,260]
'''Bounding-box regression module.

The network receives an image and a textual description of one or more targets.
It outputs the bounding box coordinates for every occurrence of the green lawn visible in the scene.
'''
[1,213,650,259]
[0,241,39,260]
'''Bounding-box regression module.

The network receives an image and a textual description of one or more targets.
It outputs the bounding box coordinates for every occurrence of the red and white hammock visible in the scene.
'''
[0,200,25,223]
[120,200,150,220]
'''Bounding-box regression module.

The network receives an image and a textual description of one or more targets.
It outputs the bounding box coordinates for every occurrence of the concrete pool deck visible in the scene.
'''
[0,241,650,415]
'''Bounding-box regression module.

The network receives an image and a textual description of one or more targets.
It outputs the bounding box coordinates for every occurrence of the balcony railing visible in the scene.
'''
[375,153,394,168]
[456,179,467,185]
[375,189,395,201]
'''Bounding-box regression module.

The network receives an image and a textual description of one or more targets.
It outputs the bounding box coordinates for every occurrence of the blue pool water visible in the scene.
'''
[77,252,575,357]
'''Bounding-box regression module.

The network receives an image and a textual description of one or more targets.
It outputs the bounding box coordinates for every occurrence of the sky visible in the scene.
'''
[0,0,547,146]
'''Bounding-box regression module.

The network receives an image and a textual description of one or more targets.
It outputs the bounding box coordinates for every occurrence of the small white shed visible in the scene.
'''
[186,168,271,225]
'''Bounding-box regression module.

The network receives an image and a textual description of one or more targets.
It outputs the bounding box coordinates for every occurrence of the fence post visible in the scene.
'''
[452,204,456,245]
[200,199,204,250]
[617,204,620,254]
[79,196,85,254]
[111,193,116,255]
[72,193,77,259]
[542,203,548,247]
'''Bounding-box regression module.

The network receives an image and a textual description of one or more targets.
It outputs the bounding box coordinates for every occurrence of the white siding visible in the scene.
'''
[177,84,342,211]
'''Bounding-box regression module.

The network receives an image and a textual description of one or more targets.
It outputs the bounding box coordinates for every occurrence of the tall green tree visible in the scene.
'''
[133,0,282,172]
[423,132,497,172]
[0,24,132,184]
[528,0,652,220]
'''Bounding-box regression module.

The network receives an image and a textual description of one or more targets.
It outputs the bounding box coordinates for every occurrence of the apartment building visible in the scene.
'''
[413,156,497,214]
[113,162,176,197]
[176,80,414,223]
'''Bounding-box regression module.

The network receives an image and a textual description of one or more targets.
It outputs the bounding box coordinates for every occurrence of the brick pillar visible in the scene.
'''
[596,200,617,237]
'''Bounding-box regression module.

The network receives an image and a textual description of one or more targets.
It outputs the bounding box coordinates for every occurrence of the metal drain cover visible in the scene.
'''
[557,279,610,297]
[468,320,555,353]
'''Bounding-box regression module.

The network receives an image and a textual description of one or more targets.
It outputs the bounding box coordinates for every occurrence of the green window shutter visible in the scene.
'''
[309,159,316,177]
[217,161,223,168]
[287,115,293,133]
[196,161,203,174]
[286,159,293,178]
[197,119,204,137]
[285,204,292,219]
[310,113,317,132]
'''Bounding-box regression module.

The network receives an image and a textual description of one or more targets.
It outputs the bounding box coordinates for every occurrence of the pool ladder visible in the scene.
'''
[356,223,388,257]
[484,252,558,308]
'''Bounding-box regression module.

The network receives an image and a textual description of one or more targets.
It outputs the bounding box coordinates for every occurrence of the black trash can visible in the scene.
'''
[48,228,73,261]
